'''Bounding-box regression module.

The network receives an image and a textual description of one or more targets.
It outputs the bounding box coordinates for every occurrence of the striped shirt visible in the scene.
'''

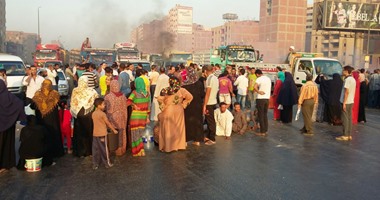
[82,71,97,89]
[298,81,319,105]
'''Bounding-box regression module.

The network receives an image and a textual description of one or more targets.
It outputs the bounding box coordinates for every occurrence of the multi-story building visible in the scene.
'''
[211,20,260,49]
[305,5,313,52]
[192,24,212,52]
[6,31,39,64]
[168,4,193,52]
[309,0,380,69]
[0,0,6,53]
[255,0,307,63]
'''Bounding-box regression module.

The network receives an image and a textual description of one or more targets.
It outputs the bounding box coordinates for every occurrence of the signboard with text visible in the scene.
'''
[323,1,380,31]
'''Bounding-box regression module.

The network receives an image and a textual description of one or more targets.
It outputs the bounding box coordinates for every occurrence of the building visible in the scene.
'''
[254,0,307,63]
[305,5,313,52]
[6,31,39,64]
[0,0,5,53]
[168,4,194,52]
[211,20,260,49]
[193,24,212,52]
[309,0,380,69]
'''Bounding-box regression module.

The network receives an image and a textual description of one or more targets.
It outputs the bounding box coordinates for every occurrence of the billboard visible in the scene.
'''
[323,1,380,31]
[178,8,192,26]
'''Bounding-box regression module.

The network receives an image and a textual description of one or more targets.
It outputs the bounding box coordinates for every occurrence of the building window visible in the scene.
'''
[267,0,272,15]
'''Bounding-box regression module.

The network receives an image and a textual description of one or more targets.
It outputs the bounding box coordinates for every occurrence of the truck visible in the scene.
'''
[164,52,193,68]
[251,52,343,86]
[114,42,141,63]
[210,44,342,86]
[69,48,116,66]
[210,45,258,71]
[34,44,68,68]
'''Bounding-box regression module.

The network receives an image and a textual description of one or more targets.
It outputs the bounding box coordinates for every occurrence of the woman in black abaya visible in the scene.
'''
[0,80,26,173]
[277,72,298,123]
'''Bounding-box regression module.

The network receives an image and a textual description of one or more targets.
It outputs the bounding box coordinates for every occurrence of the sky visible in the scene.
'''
[6,0,314,49]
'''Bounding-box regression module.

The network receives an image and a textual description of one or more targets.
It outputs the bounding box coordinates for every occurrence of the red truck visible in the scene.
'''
[34,44,68,68]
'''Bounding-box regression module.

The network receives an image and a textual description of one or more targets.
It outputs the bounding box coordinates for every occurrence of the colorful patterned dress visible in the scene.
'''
[128,91,150,156]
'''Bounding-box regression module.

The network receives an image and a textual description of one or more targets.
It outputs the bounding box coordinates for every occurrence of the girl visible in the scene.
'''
[59,101,72,154]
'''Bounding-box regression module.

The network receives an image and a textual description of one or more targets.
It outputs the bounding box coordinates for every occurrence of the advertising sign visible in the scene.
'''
[178,8,192,25]
[324,1,380,31]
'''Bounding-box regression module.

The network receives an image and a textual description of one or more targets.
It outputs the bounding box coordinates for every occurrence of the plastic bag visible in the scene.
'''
[295,108,301,121]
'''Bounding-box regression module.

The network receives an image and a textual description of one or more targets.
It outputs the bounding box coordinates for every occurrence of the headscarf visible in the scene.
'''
[160,76,181,96]
[278,71,285,82]
[277,72,298,106]
[32,79,60,117]
[0,80,26,132]
[70,76,98,118]
[135,77,148,96]
[110,80,123,97]
[182,67,199,86]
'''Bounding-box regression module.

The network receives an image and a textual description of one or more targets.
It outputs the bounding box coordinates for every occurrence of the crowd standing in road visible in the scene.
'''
[0,60,380,172]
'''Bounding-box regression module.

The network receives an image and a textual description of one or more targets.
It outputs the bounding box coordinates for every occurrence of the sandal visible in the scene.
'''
[192,142,200,146]
[336,136,350,141]
[205,140,214,145]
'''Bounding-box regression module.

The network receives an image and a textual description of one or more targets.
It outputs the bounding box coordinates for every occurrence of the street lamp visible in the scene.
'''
[38,6,41,43]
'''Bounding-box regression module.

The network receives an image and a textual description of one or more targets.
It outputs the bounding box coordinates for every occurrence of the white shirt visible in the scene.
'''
[206,74,219,105]
[47,69,57,85]
[255,75,272,99]
[149,71,160,85]
[23,75,45,99]
[126,70,135,83]
[154,74,170,98]
[214,108,234,137]
[234,75,249,95]
[340,76,356,104]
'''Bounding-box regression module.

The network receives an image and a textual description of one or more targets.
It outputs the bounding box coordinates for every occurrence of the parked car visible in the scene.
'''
[37,68,69,96]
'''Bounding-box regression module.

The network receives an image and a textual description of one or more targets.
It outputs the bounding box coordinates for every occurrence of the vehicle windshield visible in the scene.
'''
[91,55,114,63]
[132,63,150,71]
[0,61,26,76]
[170,54,192,61]
[35,51,57,60]
[118,51,140,59]
[227,50,256,62]
[314,60,342,78]
[57,71,66,81]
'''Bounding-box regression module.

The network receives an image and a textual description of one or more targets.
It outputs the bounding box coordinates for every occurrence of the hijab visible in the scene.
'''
[32,79,60,117]
[278,71,285,82]
[0,80,26,132]
[160,76,181,96]
[110,80,123,97]
[135,77,148,96]
[182,67,199,86]
[70,76,98,118]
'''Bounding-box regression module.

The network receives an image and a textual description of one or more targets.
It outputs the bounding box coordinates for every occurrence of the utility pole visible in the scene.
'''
[38,6,41,43]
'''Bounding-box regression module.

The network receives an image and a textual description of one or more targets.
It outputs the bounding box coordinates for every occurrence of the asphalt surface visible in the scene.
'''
[1,108,380,200]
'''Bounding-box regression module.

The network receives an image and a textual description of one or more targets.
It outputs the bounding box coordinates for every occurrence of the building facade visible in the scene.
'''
[309,0,380,69]
[211,20,260,49]
[255,0,307,63]
[0,0,5,53]
[6,31,39,64]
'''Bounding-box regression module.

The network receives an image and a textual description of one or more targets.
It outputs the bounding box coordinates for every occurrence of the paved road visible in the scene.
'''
[1,109,380,200]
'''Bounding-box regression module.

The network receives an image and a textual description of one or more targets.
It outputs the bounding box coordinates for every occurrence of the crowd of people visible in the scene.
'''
[0,60,379,173]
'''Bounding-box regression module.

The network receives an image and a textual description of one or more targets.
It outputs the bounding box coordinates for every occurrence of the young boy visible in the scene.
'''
[92,98,118,169]
[232,102,247,135]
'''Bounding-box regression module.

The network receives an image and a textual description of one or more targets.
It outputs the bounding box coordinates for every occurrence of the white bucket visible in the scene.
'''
[25,158,43,172]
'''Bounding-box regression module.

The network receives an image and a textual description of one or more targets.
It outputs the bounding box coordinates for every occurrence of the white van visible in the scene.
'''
[0,54,27,97]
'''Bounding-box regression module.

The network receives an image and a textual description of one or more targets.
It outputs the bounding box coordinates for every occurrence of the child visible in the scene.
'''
[232,103,247,135]
[92,97,117,169]
[59,101,72,154]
